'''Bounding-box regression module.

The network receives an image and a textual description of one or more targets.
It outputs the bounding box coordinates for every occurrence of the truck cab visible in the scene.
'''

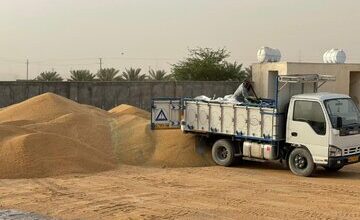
[286,93,360,175]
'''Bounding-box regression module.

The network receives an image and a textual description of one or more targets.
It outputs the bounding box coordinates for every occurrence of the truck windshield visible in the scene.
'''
[324,98,360,127]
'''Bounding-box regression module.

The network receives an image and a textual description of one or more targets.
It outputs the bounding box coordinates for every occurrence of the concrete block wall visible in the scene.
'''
[0,81,239,111]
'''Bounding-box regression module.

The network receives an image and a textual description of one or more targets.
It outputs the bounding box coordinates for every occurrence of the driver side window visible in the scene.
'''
[293,100,326,135]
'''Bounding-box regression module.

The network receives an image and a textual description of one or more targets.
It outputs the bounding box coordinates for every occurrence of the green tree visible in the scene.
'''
[172,47,246,81]
[68,70,95,81]
[121,68,147,81]
[148,69,172,80]
[35,71,63,81]
[96,68,120,81]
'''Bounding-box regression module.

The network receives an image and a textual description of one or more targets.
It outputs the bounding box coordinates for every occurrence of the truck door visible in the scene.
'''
[151,98,182,130]
[286,99,329,164]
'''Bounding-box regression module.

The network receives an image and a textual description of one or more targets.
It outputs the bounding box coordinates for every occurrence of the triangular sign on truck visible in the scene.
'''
[155,109,168,121]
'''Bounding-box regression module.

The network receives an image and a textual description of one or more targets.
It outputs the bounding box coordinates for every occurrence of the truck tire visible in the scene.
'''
[288,148,315,177]
[212,139,235,167]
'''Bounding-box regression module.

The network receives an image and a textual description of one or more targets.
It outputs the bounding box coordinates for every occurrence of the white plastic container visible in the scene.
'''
[323,49,346,63]
[250,142,263,158]
[242,142,277,160]
[242,141,263,159]
[257,47,281,63]
[243,141,252,158]
[263,144,277,160]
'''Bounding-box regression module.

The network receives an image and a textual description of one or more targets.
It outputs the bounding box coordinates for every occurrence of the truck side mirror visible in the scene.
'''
[336,117,343,129]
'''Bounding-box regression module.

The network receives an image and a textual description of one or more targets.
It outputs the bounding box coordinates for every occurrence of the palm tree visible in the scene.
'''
[96,68,120,81]
[148,69,172,80]
[245,66,252,80]
[223,61,247,81]
[35,71,63,81]
[121,68,147,81]
[68,70,95,81]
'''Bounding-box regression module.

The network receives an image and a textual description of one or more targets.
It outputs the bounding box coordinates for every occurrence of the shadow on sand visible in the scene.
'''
[232,159,360,180]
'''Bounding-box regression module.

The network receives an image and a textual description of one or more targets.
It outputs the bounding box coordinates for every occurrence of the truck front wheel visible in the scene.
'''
[212,139,235,167]
[288,148,315,177]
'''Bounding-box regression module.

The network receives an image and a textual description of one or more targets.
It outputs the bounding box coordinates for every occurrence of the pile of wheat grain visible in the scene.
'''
[0,93,212,179]
[0,93,117,178]
[109,104,213,168]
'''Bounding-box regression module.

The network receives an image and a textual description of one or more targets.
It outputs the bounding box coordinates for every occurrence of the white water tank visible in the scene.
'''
[257,47,281,63]
[323,49,346,63]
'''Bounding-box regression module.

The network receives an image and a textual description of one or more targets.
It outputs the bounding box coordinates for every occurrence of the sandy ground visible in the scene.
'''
[0,162,359,220]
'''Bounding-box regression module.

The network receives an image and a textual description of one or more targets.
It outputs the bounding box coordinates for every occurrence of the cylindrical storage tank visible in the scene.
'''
[323,49,331,63]
[272,48,281,62]
[335,49,346,63]
[329,49,337,63]
[257,47,281,63]
[323,49,346,63]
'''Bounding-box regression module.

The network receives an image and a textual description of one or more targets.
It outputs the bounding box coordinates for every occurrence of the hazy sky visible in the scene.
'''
[1,0,360,80]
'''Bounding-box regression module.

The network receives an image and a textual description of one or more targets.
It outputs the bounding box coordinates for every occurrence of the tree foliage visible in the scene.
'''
[35,71,63,81]
[148,69,172,80]
[245,66,252,80]
[172,47,247,81]
[96,68,120,81]
[121,68,147,81]
[68,70,95,81]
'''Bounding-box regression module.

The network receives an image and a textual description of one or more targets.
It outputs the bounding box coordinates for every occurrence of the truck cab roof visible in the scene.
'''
[292,92,350,101]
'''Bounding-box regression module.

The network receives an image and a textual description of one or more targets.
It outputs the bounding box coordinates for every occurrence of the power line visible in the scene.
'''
[34,63,99,67]
[0,57,25,63]
[31,57,99,63]
[106,57,179,61]
[0,59,26,65]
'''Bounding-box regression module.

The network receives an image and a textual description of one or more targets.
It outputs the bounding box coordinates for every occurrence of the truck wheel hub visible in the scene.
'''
[217,147,228,160]
[294,154,307,169]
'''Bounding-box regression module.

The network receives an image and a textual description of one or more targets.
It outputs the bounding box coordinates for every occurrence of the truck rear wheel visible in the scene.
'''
[288,148,315,177]
[212,139,235,167]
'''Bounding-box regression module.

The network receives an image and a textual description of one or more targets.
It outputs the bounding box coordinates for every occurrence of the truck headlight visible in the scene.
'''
[329,145,342,157]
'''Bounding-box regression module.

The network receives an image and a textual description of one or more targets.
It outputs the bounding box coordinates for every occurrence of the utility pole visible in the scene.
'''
[26,59,29,80]
[99,58,103,71]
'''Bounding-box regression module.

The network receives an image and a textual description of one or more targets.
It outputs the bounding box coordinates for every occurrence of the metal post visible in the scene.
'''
[99,58,103,71]
[26,59,29,80]
[275,76,279,111]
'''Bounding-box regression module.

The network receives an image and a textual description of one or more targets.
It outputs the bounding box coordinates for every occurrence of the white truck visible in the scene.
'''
[151,74,360,176]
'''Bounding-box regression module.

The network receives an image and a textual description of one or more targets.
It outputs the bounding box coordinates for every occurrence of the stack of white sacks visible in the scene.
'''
[194,94,240,104]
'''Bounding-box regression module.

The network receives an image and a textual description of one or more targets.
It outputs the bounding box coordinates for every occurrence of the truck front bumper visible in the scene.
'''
[328,153,360,168]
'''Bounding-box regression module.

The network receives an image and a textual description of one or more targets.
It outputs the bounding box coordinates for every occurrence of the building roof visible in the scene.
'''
[292,92,350,101]
[252,61,360,66]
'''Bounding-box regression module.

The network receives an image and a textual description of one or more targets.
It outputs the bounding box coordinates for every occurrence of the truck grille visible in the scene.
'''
[343,146,360,156]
